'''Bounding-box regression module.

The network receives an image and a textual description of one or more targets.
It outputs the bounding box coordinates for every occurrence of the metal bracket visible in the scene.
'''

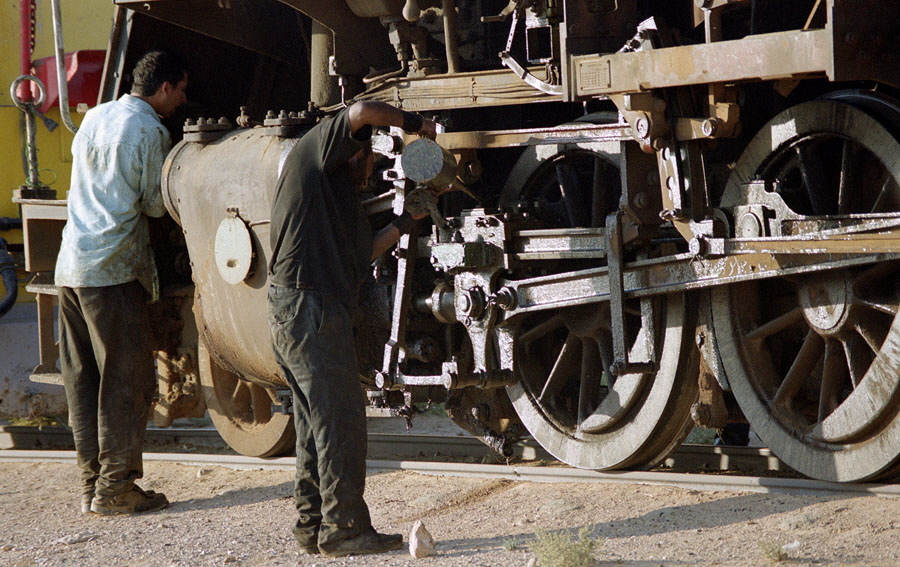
[379,227,420,389]
[275,389,293,415]
[183,117,231,143]
[500,51,563,96]
[605,211,656,376]
[262,108,319,137]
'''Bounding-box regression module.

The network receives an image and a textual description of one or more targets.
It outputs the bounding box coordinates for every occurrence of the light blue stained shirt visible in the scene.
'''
[54,94,170,301]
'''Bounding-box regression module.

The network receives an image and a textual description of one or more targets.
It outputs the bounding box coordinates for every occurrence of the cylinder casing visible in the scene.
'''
[163,129,300,387]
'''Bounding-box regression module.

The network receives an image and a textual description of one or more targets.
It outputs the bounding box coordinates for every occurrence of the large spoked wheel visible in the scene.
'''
[501,140,699,470]
[507,295,698,469]
[198,342,295,458]
[713,97,900,481]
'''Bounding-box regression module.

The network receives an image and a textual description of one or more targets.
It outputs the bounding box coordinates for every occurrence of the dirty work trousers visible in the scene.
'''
[58,281,156,501]
[267,285,372,547]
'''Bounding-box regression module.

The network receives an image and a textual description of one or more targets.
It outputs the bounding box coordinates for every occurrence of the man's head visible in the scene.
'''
[131,50,188,118]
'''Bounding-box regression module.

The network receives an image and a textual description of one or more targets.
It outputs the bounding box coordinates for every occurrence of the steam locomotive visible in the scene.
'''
[19,0,900,483]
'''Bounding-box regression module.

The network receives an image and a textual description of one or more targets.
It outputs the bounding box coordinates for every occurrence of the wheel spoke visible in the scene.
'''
[231,379,250,408]
[795,142,833,215]
[744,307,804,342]
[519,314,564,346]
[837,139,859,214]
[539,334,580,402]
[250,384,275,423]
[842,333,871,388]
[772,330,824,407]
[597,329,615,386]
[869,173,894,212]
[554,161,580,227]
[857,298,899,317]
[590,157,608,228]
[818,340,846,422]
[854,321,887,354]
[854,261,900,293]
[578,338,601,424]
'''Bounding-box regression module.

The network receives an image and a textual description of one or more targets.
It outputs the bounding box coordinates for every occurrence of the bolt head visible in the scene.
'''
[634,117,650,138]
[701,118,719,137]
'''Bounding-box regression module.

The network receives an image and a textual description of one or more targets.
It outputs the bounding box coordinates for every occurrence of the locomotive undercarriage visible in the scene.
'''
[16,0,900,481]
[371,118,900,476]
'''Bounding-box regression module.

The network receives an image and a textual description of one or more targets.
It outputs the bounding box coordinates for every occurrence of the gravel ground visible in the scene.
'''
[1,452,900,567]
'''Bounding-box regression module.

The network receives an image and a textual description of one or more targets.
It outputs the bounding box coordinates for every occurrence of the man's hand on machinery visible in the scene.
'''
[400,109,437,141]
[416,118,438,141]
[409,185,450,220]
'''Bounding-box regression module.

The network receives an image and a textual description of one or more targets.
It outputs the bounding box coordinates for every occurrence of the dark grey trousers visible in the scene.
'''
[58,281,156,500]
[267,285,372,547]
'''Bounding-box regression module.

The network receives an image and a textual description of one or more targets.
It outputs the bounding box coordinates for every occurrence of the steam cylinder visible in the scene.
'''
[162,128,300,388]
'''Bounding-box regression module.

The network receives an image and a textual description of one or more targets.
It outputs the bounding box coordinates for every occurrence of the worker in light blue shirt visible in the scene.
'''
[55,49,187,516]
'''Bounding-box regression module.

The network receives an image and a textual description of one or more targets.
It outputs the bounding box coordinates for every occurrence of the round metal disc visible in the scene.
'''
[214,216,253,285]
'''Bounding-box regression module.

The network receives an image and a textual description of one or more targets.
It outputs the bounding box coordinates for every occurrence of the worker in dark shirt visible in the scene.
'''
[268,101,437,557]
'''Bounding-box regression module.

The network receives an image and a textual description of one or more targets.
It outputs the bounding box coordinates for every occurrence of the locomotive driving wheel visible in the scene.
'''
[713,96,900,481]
[501,140,699,470]
[198,342,295,458]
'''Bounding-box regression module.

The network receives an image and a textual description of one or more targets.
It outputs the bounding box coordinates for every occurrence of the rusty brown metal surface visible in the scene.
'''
[13,199,66,273]
[162,129,296,389]
[356,67,557,111]
[571,28,832,99]
[278,0,396,77]
[431,122,630,151]
[828,0,900,89]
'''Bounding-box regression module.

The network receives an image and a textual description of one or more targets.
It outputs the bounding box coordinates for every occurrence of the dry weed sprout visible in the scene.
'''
[501,537,522,551]
[758,539,789,563]
[527,527,600,567]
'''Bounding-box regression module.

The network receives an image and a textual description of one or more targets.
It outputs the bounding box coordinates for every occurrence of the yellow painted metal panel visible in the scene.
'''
[1,0,110,232]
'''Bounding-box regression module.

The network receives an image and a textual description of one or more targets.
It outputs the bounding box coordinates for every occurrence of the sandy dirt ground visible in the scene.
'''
[1,450,899,567]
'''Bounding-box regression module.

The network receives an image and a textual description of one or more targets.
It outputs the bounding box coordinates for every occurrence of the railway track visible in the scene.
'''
[0,423,777,469]
[3,425,899,497]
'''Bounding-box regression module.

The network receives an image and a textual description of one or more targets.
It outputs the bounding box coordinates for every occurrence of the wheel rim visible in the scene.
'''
[507,294,697,470]
[714,98,900,481]
[198,342,295,458]
[502,143,698,470]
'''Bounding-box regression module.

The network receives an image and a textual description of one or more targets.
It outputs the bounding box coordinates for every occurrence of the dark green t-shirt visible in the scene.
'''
[268,110,373,310]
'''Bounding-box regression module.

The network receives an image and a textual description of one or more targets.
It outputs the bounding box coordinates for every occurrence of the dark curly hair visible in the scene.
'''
[130,50,187,97]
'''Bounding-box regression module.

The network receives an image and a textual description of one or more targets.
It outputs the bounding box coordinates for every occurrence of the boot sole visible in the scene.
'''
[90,499,169,515]
[320,539,403,558]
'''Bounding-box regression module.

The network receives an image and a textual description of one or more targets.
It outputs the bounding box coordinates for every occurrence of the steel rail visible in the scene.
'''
[0,424,793,471]
[1,449,898,498]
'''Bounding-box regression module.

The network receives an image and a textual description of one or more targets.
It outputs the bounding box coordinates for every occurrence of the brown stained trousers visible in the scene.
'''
[57,281,157,501]
[267,285,372,549]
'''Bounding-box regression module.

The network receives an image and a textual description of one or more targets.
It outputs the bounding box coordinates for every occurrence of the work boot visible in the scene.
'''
[90,485,169,515]
[80,481,96,515]
[81,494,94,515]
[291,523,320,555]
[318,527,403,558]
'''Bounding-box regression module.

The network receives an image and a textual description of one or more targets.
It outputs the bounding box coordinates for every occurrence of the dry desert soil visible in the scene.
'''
[2,459,900,567]
[0,417,899,567]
